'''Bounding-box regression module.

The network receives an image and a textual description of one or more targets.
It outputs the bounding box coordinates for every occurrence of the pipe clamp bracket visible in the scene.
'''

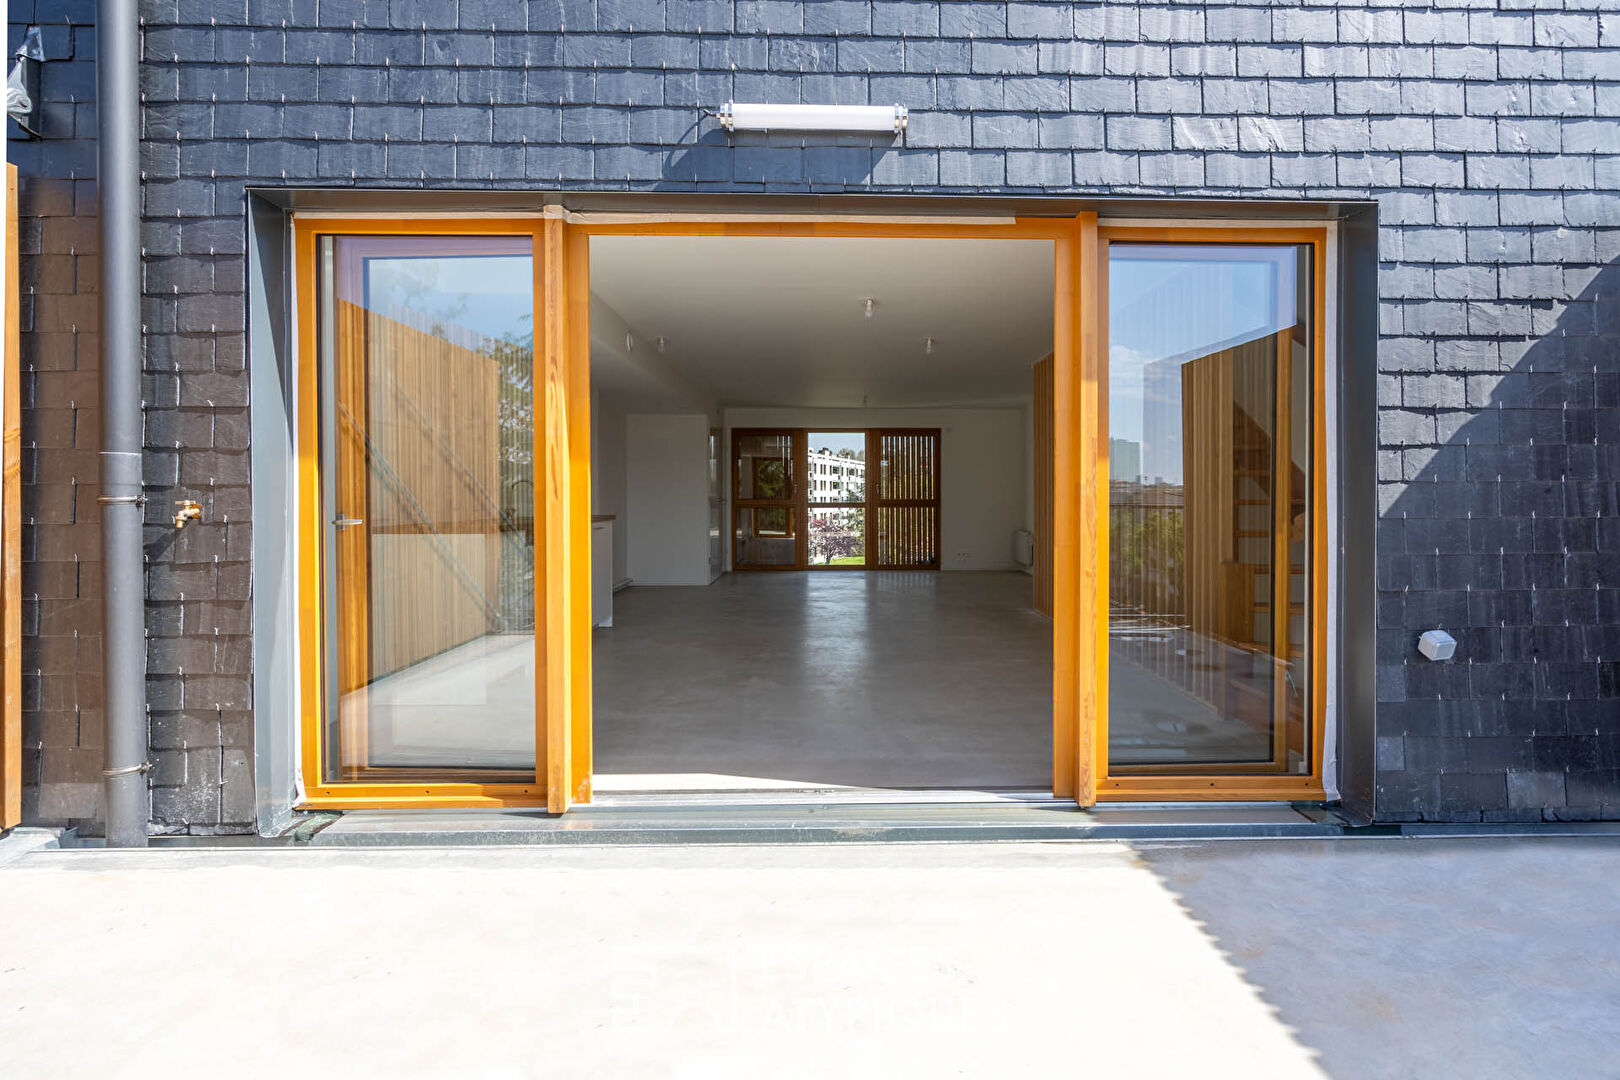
[96,494,147,506]
[102,761,152,778]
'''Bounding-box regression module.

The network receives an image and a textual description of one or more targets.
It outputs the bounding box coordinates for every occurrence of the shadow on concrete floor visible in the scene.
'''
[1134,836,1620,1079]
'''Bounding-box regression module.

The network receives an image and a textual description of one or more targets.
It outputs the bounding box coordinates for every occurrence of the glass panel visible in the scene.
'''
[736,433,794,501]
[807,432,867,504]
[735,508,797,566]
[1106,243,1312,771]
[809,507,865,566]
[322,235,536,779]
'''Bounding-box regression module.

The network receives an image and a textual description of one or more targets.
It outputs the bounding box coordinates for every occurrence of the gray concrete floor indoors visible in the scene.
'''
[593,571,1052,791]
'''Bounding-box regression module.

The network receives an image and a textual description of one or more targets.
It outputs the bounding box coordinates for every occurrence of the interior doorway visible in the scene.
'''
[587,234,1056,793]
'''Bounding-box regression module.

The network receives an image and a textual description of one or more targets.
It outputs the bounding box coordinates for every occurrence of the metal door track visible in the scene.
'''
[303,801,1352,847]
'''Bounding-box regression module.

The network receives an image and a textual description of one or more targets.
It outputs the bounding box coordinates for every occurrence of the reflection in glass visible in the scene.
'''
[734,431,798,568]
[1106,244,1312,771]
[735,508,797,566]
[322,235,536,779]
[736,433,794,500]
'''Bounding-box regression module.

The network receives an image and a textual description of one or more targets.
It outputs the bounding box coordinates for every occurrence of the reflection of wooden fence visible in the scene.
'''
[350,303,504,680]
[1178,332,1281,726]
[1108,332,1284,734]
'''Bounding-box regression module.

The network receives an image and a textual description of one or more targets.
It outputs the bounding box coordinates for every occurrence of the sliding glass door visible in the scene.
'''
[872,430,941,569]
[806,431,867,567]
[1104,241,1316,776]
[732,429,799,569]
[320,235,537,781]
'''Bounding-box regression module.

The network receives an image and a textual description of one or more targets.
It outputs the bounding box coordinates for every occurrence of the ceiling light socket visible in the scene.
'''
[861,298,874,318]
[924,337,934,355]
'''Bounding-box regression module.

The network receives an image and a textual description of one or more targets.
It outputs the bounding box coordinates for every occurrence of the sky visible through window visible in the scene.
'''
[365,254,534,344]
[1107,245,1296,484]
[808,432,866,456]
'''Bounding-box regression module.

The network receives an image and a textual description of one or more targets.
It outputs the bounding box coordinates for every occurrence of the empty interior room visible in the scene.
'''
[586,235,1057,793]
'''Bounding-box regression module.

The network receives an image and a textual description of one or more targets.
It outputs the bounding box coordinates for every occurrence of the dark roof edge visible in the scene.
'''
[246,187,1373,220]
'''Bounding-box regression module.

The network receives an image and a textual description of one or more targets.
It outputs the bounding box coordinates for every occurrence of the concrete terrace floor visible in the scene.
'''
[3,837,1618,1079]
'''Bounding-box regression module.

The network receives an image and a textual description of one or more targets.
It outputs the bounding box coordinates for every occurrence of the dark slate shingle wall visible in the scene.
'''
[9,0,1620,829]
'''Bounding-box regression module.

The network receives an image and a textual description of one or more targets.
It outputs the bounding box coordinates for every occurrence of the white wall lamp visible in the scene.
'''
[717,102,908,134]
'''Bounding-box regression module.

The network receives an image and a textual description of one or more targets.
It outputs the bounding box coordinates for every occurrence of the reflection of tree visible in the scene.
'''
[1110,486,1184,615]
[809,510,864,565]
[488,318,533,468]
[754,457,789,499]
[387,260,472,329]
[487,322,536,632]
[755,507,791,536]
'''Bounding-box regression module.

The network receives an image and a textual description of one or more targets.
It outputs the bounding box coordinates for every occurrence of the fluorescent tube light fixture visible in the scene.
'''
[717,102,907,134]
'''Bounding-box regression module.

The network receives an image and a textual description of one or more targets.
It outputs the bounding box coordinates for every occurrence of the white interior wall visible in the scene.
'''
[626,412,714,586]
[593,394,630,586]
[724,407,1028,572]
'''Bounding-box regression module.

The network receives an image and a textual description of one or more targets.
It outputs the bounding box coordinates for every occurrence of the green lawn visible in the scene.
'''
[829,556,865,565]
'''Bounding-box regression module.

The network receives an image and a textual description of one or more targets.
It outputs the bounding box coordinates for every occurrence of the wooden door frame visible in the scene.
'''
[0,165,18,830]
[293,217,568,810]
[287,211,1331,812]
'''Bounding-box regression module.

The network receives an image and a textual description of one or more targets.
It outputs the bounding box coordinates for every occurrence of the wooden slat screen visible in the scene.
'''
[1033,354,1054,616]
[871,429,941,569]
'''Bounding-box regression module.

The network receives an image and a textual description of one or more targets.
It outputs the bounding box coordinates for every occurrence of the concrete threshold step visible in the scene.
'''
[307,802,1346,847]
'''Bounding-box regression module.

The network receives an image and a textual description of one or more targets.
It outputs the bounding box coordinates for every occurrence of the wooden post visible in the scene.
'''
[1,165,19,829]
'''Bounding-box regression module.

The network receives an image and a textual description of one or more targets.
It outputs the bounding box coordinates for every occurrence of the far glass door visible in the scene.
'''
[806,431,867,567]
[732,429,799,569]
[871,429,941,569]
[320,234,537,781]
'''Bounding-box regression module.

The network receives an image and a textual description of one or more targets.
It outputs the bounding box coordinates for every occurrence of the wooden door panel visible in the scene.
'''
[871,429,941,569]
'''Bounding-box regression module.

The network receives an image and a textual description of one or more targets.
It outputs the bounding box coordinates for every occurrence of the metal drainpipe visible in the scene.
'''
[97,0,149,847]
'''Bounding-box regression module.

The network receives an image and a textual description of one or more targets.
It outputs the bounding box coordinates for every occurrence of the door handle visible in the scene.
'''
[332,515,364,530]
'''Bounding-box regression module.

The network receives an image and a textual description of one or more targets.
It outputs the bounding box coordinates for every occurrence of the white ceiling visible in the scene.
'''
[589,236,1054,409]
